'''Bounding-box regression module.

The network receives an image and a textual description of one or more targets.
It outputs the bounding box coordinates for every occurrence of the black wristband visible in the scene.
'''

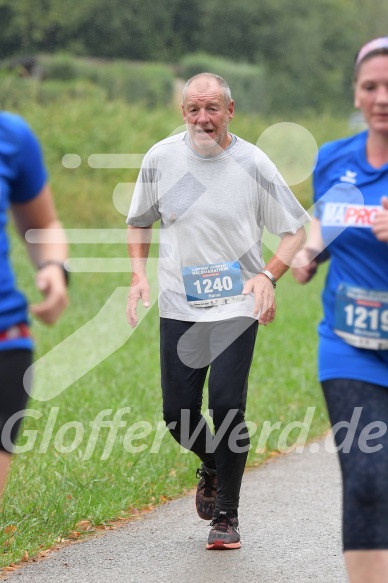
[37,260,70,286]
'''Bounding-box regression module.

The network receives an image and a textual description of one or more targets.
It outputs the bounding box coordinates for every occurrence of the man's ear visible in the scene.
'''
[228,100,235,121]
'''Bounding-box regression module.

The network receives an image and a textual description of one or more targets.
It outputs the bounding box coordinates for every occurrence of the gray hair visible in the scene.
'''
[182,72,232,104]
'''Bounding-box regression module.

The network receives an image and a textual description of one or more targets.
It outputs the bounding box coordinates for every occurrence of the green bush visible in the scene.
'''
[38,55,174,108]
[0,74,106,109]
[0,74,40,108]
[180,53,267,114]
[40,53,79,81]
[86,61,174,107]
[36,79,107,105]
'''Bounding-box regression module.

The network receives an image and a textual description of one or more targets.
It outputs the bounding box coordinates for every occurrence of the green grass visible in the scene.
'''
[0,92,342,566]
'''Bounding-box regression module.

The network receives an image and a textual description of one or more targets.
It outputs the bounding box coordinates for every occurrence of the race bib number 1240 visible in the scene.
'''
[181,261,244,307]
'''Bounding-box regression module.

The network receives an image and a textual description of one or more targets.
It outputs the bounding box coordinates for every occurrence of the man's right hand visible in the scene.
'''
[126,273,150,328]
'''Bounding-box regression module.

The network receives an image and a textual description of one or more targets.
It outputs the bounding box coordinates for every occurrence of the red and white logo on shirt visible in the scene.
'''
[322,203,382,227]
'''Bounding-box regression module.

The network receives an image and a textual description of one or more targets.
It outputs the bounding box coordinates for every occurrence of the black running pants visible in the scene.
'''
[160,317,258,513]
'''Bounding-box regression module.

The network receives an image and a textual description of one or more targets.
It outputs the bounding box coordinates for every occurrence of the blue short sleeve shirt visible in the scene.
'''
[313,131,388,387]
[0,112,48,350]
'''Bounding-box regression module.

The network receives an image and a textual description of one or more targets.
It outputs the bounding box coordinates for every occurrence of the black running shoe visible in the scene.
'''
[195,467,217,521]
[206,510,241,550]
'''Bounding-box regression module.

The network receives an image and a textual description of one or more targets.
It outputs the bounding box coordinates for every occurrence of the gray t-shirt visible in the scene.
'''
[127,132,310,322]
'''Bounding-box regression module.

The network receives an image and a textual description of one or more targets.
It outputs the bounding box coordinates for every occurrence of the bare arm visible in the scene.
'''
[11,184,68,324]
[243,226,306,325]
[372,196,388,242]
[291,216,328,284]
[125,225,153,328]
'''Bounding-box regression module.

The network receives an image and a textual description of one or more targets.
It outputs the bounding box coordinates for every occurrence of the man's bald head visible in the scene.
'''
[182,73,232,105]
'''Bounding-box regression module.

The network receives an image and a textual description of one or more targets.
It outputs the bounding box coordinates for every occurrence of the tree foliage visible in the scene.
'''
[0,0,387,112]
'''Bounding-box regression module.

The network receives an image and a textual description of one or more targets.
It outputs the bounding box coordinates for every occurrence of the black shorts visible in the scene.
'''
[0,349,33,453]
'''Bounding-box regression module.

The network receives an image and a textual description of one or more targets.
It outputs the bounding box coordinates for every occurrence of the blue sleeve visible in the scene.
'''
[10,118,48,204]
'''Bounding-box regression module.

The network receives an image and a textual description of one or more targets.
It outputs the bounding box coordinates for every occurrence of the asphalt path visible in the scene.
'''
[3,437,348,583]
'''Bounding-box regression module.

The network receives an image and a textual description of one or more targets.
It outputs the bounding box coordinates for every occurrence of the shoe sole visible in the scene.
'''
[206,540,241,550]
[197,509,214,520]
